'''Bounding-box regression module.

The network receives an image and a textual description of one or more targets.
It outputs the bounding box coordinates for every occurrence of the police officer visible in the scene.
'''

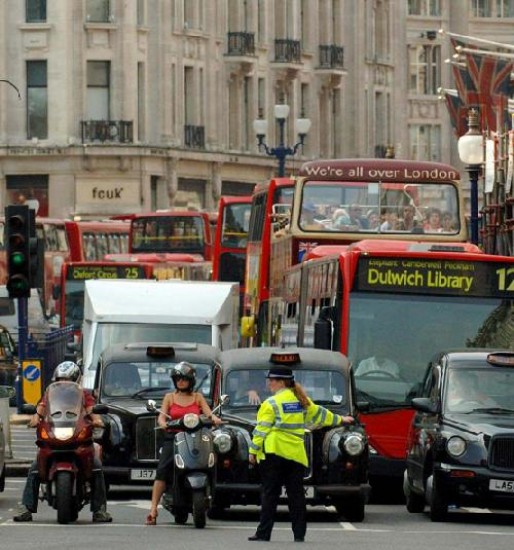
[248,366,353,542]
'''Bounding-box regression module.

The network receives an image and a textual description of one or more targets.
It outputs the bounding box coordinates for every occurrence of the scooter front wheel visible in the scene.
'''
[56,471,75,524]
[192,490,207,528]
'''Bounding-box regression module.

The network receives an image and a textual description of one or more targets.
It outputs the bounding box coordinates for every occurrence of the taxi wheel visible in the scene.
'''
[429,475,448,522]
[334,495,365,522]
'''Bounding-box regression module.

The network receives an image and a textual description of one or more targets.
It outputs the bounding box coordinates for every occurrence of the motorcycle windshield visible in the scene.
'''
[45,381,86,428]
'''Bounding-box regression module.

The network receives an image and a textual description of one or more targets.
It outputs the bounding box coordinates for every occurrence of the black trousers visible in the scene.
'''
[255,453,306,541]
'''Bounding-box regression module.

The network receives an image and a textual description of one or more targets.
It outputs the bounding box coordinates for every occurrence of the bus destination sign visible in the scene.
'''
[68,265,147,280]
[355,257,514,298]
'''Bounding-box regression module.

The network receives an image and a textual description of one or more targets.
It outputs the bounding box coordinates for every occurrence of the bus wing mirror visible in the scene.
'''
[241,316,255,338]
[52,285,61,300]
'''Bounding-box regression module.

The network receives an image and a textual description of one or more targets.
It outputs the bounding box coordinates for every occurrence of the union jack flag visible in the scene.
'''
[298,241,318,261]
[464,52,513,131]
[442,89,469,137]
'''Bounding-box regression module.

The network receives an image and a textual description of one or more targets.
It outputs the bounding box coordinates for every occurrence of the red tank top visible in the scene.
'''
[168,394,202,420]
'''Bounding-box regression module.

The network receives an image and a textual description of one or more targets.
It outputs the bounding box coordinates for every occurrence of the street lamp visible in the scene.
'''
[458,108,484,245]
[253,104,312,177]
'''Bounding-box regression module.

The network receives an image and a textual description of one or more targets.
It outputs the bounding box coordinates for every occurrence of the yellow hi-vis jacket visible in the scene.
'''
[249,387,343,466]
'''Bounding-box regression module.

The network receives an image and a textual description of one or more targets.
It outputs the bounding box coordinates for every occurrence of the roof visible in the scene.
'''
[220,346,350,374]
[99,342,221,366]
[434,348,514,366]
[84,279,238,325]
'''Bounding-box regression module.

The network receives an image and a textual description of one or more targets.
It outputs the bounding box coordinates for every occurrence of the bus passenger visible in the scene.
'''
[366,209,380,230]
[379,208,399,231]
[441,211,455,232]
[398,205,417,231]
[423,208,442,232]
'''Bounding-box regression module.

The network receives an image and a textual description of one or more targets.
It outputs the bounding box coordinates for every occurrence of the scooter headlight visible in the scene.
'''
[213,431,233,454]
[342,433,365,456]
[54,427,74,441]
[183,413,200,429]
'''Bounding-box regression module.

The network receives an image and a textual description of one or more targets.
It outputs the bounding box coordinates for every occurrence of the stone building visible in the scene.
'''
[0,0,512,219]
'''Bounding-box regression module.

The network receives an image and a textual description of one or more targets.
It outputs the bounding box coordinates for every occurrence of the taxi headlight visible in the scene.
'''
[213,432,233,454]
[446,436,467,457]
[183,413,200,429]
[343,433,365,456]
[54,427,74,441]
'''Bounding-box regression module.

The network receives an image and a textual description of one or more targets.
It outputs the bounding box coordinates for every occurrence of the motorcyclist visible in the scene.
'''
[145,361,222,525]
[13,361,112,523]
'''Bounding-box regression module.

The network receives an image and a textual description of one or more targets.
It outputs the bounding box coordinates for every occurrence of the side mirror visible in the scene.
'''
[411,397,439,414]
[355,400,370,413]
[220,394,230,405]
[146,399,158,413]
[92,404,108,414]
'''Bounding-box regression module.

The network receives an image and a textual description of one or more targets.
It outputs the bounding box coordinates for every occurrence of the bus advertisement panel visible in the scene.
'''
[273,240,514,490]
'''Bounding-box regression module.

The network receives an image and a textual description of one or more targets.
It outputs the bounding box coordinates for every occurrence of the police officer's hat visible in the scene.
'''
[266,367,295,380]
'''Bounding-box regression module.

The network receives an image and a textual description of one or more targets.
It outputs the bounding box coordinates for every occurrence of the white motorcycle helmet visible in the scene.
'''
[52,361,81,383]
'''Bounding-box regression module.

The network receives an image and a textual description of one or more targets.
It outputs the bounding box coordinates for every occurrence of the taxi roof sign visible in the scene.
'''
[486,352,514,367]
[269,352,301,365]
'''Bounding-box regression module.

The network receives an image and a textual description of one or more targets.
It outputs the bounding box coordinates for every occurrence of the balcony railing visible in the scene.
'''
[226,32,255,56]
[184,125,205,149]
[274,39,301,64]
[319,45,345,69]
[81,120,133,143]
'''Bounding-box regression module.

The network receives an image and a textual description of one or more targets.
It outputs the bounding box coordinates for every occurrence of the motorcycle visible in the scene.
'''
[23,381,107,524]
[147,395,228,528]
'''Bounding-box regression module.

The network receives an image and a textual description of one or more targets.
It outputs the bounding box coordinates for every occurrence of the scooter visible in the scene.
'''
[23,381,107,524]
[147,396,227,528]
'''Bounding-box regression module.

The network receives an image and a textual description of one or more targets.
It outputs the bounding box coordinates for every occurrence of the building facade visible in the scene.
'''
[0,0,513,219]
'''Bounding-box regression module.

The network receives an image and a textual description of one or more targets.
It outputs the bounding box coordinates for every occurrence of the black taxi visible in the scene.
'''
[404,349,514,521]
[212,347,370,521]
[92,342,221,485]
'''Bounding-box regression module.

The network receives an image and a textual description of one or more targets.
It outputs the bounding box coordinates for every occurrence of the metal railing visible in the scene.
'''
[319,45,344,69]
[184,125,205,148]
[81,120,134,143]
[274,39,301,64]
[226,32,255,56]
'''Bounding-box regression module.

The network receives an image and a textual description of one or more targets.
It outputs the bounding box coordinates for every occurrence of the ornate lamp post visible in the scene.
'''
[458,108,484,245]
[253,104,311,177]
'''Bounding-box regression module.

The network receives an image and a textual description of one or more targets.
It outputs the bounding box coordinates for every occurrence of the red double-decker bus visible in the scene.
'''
[242,158,466,346]
[128,211,213,261]
[64,219,130,261]
[212,196,252,310]
[271,239,514,491]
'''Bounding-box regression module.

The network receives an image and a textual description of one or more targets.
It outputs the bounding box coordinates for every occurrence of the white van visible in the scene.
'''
[81,279,240,388]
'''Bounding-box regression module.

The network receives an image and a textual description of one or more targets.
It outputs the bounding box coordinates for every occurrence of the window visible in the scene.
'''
[409,124,441,161]
[472,0,514,17]
[408,0,441,16]
[86,0,110,23]
[27,60,48,139]
[408,44,441,94]
[137,0,145,25]
[87,61,110,120]
[26,0,46,22]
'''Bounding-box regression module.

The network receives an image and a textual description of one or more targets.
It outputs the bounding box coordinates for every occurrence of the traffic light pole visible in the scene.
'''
[16,297,28,412]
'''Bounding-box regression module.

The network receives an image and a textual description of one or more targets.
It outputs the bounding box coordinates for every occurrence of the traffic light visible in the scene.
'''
[28,209,44,289]
[5,205,31,299]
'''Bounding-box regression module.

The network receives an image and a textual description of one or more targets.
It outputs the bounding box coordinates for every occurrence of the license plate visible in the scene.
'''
[130,469,156,481]
[281,486,314,498]
[489,479,514,493]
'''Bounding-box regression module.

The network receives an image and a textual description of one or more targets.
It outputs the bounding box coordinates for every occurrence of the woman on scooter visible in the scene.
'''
[146,361,222,525]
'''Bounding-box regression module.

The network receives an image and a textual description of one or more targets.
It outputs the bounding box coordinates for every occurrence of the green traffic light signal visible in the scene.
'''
[11,250,26,267]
